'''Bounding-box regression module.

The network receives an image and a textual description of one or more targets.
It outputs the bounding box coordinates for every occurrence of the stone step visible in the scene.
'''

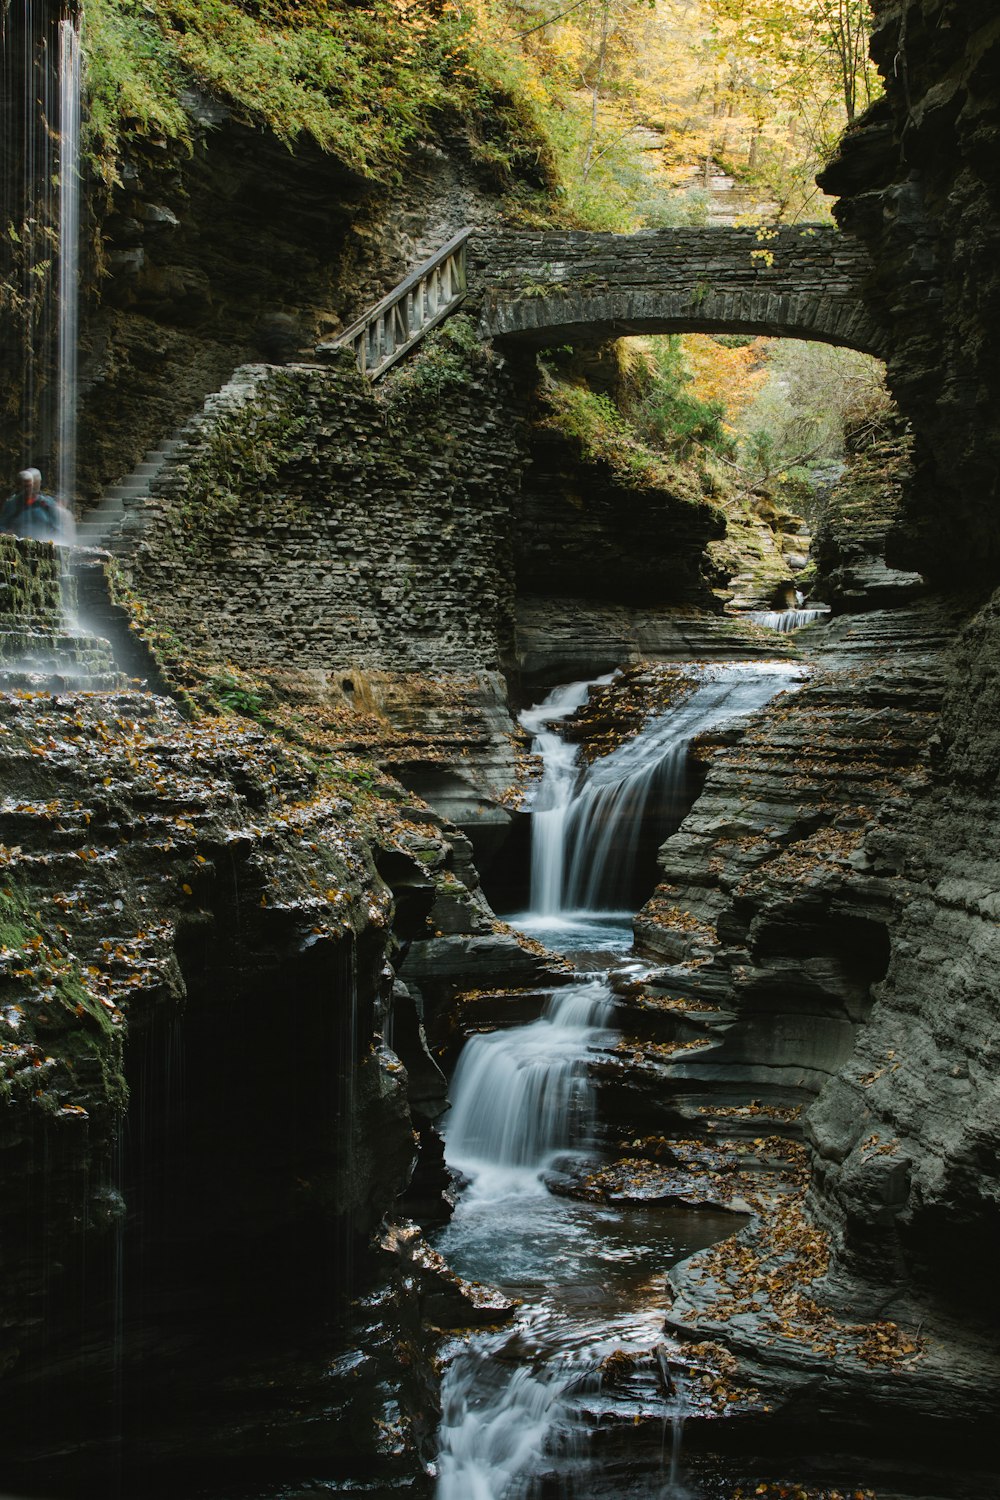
[0,670,129,693]
[77,519,122,538]
[102,483,149,502]
[77,507,121,527]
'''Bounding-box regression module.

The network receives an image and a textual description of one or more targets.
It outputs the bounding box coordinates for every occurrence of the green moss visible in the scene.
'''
[0,886,31,953]
[0,884,126,1120]
[383,315,492,410]
[83,0,191,181]
[164,374,313,544]
[82,0,524,187]
[1,884,109,1029]
[541,380,708,501]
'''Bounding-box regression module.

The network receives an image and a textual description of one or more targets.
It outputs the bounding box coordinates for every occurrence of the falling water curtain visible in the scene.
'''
[0,0,81,484]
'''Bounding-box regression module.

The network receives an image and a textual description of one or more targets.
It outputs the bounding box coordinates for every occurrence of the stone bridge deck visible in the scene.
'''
[467,225,884,357]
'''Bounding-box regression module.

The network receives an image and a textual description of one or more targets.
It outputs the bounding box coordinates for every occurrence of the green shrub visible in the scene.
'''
[83,0,474,183]
[629,338,733,461]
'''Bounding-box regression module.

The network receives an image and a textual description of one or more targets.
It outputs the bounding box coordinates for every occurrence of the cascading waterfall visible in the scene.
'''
[437,978,614,1498]
[435,661,803,1497]
[520,676,612,923]
[1,2,81,487]
[446,977,613,1194]
[523,664,805,915]
[747,607,829,632]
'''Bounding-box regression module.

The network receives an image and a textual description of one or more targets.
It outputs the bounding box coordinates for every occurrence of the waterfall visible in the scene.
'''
[521,676,611,918]
[57,14,82,508]
[523,663,803,916]
[1,3,81,494]
[747,607,829,633]
[446,978,613,1196]
[435,662,806,1496]
[437,978,613,1493]
[437,1348,582,1500]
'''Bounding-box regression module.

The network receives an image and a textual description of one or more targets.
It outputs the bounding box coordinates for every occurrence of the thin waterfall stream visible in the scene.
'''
[57,12,82,510]
[433,662,803,1499]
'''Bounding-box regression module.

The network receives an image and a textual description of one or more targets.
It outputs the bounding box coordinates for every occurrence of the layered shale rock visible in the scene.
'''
[820,0,1000,584]
[2,58,507,509]
[806,589,1000,1315]
[0,537,451,1492]
[605,606,946,1124]
[603,580,1000,1438]
[811,435,925,611]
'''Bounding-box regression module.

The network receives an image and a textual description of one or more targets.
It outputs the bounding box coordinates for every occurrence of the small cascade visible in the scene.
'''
[521,678,609,917]
[437,978,613,1494]
[522,664,802,914]
[660,1363,690,1499]
[446,978,613,1194]
[434,660,810,1498]
[747,607,830,633]
[437,1352,584,1500]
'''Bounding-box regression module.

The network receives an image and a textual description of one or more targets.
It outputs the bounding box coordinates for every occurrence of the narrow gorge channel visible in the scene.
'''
[433,664,802,1498]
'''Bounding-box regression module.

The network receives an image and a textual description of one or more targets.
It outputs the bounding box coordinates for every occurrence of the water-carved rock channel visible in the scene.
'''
[433,664,804,1499]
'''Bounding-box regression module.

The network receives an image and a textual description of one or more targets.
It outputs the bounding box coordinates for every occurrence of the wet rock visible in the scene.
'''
[812,438,926,612]
[379,1221,517,1329]
[0,544,435,1492]
[399,931,556,1026]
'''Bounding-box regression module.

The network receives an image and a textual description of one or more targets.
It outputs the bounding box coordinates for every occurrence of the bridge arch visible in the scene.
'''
[469,225,885,358]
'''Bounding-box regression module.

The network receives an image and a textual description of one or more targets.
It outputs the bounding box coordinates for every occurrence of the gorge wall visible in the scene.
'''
[792,0,1000,1319]
[820,0,1000,584]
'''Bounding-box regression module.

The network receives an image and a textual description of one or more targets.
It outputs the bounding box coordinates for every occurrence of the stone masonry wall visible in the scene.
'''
[121,338,523,678]
[468,226,885,354]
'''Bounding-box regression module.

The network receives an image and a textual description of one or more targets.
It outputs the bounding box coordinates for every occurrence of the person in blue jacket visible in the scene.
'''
[0,469,74,543]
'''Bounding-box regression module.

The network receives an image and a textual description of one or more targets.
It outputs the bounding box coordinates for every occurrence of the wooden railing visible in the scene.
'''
[322,228,472,380]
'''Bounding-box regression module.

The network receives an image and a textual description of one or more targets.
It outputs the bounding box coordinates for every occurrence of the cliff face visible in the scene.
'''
[806,595,1000,1314]
[819,0,1000,584]
[1,32,506,509]
[797,0,1000,1321]
[6,0,1000,1477]
[0,537,445,1490]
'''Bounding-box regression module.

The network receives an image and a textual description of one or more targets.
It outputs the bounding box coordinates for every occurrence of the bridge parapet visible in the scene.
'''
[468,225,885,357]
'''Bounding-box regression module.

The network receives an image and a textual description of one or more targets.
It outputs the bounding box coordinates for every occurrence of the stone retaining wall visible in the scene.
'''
[122,344,524,677]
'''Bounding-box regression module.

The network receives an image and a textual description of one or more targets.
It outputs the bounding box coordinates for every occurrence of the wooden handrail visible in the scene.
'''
[320,227,473,380]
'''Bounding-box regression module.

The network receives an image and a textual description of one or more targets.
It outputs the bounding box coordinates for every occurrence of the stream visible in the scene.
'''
[431,664,801,1498]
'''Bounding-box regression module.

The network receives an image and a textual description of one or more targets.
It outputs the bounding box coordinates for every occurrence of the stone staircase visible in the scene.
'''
[0,535,127,693]
[74,232,475,554]
[74,433,188,552]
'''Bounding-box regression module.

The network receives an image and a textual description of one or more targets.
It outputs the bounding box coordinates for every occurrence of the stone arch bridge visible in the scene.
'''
[469,224,884,358]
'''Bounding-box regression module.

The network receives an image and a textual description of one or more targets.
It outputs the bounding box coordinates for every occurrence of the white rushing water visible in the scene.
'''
[437,977,615,1497]
[446,977,614,1198]
[520,676,613,917]
[57,15,82,509]
[435,661,804,1498]
[522,662,804,914]
[747,607,829,633]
